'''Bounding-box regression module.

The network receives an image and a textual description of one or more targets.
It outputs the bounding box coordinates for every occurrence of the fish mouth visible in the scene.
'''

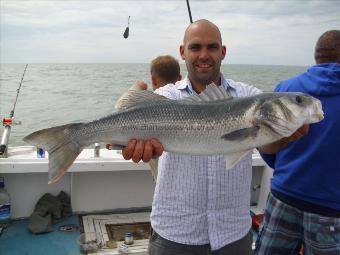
[309,99,324,123]
[309,113,324,123]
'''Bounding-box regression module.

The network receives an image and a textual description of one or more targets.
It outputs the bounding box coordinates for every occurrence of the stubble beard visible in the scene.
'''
[190,64,220,86]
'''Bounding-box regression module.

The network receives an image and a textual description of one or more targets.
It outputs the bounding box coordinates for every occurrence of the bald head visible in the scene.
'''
[179,19,226,92]
[183,19,222,45]
[314,30,340,64]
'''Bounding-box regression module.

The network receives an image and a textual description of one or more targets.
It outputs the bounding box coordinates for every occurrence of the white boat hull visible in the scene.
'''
[0,146,272,218]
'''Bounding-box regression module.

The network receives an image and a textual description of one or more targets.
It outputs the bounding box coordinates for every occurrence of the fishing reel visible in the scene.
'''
[0,117,21,157]
[2,117,12,127]
[2,117,22,126]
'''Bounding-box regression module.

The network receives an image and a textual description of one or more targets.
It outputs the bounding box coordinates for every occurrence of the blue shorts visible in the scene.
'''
[254,192,340,255]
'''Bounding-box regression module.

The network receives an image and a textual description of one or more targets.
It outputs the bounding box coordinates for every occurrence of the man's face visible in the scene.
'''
[180,25,226,87]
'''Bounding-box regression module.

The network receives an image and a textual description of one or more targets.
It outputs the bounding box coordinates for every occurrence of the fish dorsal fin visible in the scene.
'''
[115,87,169,111]
[183,83,232,103]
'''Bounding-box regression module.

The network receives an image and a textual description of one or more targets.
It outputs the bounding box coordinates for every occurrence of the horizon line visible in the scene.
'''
[0,62,309,67]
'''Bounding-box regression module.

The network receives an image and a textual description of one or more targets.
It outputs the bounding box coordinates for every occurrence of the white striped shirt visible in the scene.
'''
[151,75,261,250]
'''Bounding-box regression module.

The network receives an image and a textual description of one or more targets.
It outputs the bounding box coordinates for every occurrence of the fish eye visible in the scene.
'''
[295,95,303,104]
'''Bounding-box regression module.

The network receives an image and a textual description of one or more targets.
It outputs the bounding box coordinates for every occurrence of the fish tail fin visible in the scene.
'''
[23,123,84,184]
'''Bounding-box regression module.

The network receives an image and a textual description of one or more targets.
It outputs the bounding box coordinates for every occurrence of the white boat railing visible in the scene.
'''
[0,146,272,219]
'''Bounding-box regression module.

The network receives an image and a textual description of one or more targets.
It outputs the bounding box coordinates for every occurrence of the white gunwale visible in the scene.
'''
[0,146,265,174]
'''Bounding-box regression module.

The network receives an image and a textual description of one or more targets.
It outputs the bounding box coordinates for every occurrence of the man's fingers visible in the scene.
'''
[290,124,310,141]
[150,139,164,157]
[299,124,309,135]
[131,140,145,163]
[122,139,137,160]
[142,140,153,162]
[122,138,163,163]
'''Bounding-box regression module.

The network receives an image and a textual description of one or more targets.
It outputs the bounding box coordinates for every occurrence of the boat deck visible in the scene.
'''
[0,212,262,255]
[0,147,270,254]
[0,215,81,255]
[0,212,153,255]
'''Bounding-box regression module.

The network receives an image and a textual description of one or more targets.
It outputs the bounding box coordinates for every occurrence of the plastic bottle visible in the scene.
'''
[37,147,45,158]
[0,177,11,227]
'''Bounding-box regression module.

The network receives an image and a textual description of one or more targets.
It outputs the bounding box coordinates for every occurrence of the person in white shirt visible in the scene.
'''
[121,55,182,183]
[133,54,182,92]
[122,19,307,255]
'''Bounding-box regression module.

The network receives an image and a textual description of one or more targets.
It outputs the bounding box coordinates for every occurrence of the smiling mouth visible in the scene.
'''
[195,64,213,72]
[196,64,212,68]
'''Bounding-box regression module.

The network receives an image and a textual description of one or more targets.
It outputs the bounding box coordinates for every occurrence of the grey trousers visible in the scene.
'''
[148,230,252,255]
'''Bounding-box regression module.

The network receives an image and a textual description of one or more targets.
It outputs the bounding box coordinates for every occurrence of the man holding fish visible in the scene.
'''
[122,19,318,255]
[24,19,323,254]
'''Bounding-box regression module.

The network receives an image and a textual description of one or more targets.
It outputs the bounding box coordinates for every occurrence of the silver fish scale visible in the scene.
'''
[71,98,259,155]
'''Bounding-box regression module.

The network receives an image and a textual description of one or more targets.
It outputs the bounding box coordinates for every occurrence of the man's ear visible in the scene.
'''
[151,75,157,86]
[221,45,227,60]
[180,45,185,60]
[178,74,182,81]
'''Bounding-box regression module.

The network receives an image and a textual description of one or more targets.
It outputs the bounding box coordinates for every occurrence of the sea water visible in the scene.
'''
[0,63,307,146]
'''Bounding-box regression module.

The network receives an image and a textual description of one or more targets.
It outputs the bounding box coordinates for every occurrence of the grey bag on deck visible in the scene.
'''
[28,191,72,234]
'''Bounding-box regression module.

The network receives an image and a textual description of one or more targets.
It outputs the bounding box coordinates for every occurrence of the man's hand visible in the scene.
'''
[258,124,309,154]
[288,124,309,141]
[122,139,164,163]
[133,81,148,91]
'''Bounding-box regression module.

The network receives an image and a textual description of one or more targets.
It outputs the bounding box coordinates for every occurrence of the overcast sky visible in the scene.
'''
[1,0,339,66]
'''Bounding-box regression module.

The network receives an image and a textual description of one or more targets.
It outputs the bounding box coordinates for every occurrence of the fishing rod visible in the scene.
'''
[0,64,28,157]
[123,16,130,39]
[186,0,193,23]
[122,0,192,39]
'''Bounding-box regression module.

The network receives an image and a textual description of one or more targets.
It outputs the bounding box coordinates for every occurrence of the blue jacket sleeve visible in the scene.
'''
[259,152,276,168]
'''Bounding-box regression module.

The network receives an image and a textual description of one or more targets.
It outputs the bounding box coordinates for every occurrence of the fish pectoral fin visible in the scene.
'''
[224,150,252,170]
[115,86,169,111]
[221,126,260,141]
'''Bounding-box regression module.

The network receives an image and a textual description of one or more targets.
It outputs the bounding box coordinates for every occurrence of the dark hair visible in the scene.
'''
[150,55,180,83]
[314,30,340,64]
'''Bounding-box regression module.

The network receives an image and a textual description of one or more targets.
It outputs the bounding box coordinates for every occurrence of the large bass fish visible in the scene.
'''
[24,85,324,183]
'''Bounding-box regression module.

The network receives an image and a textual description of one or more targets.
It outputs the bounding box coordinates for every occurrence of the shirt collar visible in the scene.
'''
[176,74,236,95]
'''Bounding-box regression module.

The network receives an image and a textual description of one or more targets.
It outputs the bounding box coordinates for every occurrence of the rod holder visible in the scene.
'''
[94,143,100,157]
[0,125,11,158]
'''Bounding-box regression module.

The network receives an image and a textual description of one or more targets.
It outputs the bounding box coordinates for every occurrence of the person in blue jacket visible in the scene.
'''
[254,30,340,255]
